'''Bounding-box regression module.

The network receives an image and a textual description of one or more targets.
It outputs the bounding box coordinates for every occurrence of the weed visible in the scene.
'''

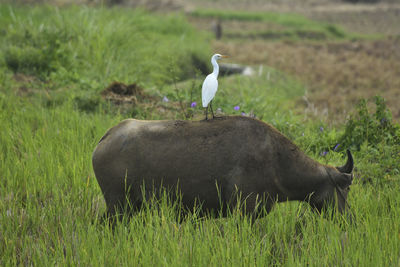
[339,96,400,151]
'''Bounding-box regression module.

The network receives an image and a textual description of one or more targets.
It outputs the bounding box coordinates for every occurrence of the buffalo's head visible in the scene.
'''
[311,150,354,213]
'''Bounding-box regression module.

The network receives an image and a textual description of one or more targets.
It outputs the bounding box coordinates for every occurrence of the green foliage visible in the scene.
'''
[3,23,73,78]
[162,67,307,123]
[295,124,340,156]
[0,4,211,87]
[339,96,400,151]
[192,8,314,25]
[74,93,101,113]
[356,142,400,185]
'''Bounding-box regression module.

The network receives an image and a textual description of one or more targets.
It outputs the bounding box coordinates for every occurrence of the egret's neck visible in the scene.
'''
[211,57,219,77]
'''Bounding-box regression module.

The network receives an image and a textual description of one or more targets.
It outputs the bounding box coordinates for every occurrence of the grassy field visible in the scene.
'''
[190,9,367,41]
[1,3,400,266]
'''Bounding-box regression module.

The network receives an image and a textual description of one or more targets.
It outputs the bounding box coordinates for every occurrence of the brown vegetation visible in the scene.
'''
[101,82,153,105]
[12,74,38,97]
[212,38,400,122]
[101,81,191,119]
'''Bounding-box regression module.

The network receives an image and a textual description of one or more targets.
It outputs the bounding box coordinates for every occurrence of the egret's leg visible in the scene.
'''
[210,101,215,119]
[210,101,222,119]
[204,105,209,120]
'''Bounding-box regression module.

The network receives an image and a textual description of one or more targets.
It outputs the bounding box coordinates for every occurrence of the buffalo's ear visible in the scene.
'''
[334,173,353,189]
[336,149,354,174]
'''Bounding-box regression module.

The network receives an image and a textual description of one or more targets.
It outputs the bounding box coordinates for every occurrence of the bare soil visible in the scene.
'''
[101,81,153,105]
[101,81,187,118]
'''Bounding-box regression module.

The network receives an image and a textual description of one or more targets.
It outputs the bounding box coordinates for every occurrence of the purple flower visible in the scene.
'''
[319,126,324,132]
[301,132,305,136]
[191,102,197,108]
[234,106,240,111]
[162,96,169,103]
[241,112,246,116]
[321,151,328,157]
[333,143,340,151]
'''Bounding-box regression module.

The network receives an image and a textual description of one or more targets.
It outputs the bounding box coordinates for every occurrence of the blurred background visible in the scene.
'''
[2,0,400,122]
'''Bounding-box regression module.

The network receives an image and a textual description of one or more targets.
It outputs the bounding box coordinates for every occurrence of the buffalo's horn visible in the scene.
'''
[336,149,354,174]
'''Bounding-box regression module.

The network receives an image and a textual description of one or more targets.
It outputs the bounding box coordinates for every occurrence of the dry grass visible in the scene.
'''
[101,81,155,105]
[185,1,400,123]
[187,2,400,123]
[212,38,400,122]
[307,4,400,36]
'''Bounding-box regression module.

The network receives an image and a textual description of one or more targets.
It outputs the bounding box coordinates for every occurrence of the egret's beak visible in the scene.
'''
[221,55,229,58]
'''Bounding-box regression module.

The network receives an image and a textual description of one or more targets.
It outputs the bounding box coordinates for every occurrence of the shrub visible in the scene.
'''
[4,25,73,78]
[338,96,400,151]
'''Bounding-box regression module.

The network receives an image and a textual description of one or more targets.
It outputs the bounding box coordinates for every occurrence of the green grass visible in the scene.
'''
[1,3,400,266]
[165,67,306,125]
[1,87,400,265]
[0,4,211,88]
[191,9,378,41]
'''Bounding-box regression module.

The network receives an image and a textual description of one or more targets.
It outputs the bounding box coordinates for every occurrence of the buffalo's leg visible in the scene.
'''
[102,185,141,221]
[104,192,126,218]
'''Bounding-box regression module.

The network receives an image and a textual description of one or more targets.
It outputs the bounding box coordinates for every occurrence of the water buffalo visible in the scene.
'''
[92,116,354,217]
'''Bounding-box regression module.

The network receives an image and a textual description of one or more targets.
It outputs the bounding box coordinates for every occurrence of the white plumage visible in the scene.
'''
[202,73,218,108]
[202,53,227,119]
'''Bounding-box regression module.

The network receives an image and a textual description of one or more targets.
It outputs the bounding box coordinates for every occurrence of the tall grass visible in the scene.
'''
[2,67,400,267]
[1,92,399,265]
[1,4,399,266]
[0,4,211,88]
[163,66,305,116]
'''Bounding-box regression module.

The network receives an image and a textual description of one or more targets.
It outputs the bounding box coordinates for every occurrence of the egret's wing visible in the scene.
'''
[202,74,218,108]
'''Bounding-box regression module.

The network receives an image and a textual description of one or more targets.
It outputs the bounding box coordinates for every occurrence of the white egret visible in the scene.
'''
[202,53,228,120]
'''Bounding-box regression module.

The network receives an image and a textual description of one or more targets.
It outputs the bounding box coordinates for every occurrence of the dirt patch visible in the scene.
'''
[101,81,155,105]
[12,73,40,97]
[13,73,38,83]
[100,81,191,119]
